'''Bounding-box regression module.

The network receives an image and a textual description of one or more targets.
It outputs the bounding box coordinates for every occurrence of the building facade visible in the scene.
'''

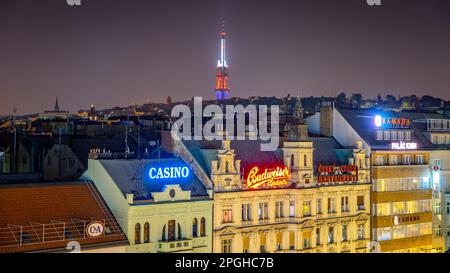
[83,156,213,253]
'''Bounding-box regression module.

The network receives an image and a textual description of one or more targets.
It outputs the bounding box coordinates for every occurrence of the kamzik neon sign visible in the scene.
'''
[148,166,190,180]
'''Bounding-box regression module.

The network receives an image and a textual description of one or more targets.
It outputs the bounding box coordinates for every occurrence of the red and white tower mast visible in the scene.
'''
[215,22,230,100]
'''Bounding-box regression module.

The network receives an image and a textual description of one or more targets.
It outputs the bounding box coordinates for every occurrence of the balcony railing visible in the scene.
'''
[158,238,192,252]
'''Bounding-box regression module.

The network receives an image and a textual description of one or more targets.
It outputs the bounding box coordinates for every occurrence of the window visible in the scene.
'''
[276,232,283,250]
[357,196,365,210]
[357,224,365,240]
[416,155,424,165]
[302,231,311,249]
[393,201,405,215]
[342,225,348,242]
[289,201,295,217]
[377,227,391,241]
[420,222,432,236]
[303,201,311,216]
[222,206,233,223]
[259,203,269,220]
[290,154,295,166]
[391,131,398,140]
[393,226,405,239]
[327,198,336,213]
[398,131,404,140]
[405,224,419,237]
[303,154,308,167]
[242,204,252,221]
[135,223,141,244]
[375,155,385,166]
[192,218,198,237]
[328,227,334,244]
[341,197,349,212]
[376,131,383,141]
[405,131,411,141]
[402,155,411,165]
[375,203,392,216]
[316,228,321,245]
[200,217,206,237]
[447,202,450,214]
[260,234,267,253]
[420,177,430,189]
[275,201,284,218]
[384,131,391,141]
[317,199,322,214]
[221,239,232,253]
[389,155,399,165]
[144,222,150,243]
[225,161,230,173]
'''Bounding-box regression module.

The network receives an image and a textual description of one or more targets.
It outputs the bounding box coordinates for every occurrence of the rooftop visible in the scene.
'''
[0,181,127,253]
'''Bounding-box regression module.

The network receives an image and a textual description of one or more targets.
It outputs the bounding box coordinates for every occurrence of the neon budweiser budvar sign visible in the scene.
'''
[246,166,291,189]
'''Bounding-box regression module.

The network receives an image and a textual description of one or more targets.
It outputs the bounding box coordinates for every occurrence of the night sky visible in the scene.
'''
[0,0,449,115]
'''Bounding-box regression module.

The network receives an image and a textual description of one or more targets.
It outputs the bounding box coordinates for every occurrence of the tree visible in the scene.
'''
[350,93,363,108]
[336,92,347,107]
[377,94,383,105]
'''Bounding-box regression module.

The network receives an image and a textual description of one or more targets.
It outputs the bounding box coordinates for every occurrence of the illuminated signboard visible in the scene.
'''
[317,164,358,183]
[374,115,410,128]
[391,141,417,150]
[246,166,290,189]
[86,221,105,238]
[393,215,420,226]
[148,166,189,179]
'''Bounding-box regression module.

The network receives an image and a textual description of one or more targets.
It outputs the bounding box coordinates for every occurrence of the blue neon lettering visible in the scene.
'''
[148,166,190,179]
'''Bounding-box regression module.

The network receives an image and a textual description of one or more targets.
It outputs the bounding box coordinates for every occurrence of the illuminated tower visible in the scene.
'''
[215,23,230,100]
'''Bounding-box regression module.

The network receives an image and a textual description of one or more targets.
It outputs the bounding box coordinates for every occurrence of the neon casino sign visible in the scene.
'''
[148,166,190,180]
[246,166,291,189]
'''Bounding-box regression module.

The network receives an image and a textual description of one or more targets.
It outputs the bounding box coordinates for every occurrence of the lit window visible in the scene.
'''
[221,239,232,253]
[222,206,233,223]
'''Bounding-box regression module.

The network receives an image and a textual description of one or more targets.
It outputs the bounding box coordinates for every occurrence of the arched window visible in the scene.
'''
[178,223,182,239]
[135,223,141,244]
[168,220,176,241]
[144,222,150,243]
[200,217,206,237]
[290,154,295,166]
[192,218,198,237]
[303,154,308,167]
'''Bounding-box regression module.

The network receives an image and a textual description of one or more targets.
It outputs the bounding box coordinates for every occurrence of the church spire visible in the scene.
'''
[54,97,60,112]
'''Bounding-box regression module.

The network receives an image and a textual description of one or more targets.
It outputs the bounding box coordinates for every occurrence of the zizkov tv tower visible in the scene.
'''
[215,23,230,100]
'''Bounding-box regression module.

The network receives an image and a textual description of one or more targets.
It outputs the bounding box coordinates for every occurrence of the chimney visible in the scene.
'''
[320,101,334,137]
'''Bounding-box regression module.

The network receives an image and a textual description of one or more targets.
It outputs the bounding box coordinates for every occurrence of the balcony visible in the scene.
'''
[158,238,192,253]
[241,220,253,226]
[259,218,270,224]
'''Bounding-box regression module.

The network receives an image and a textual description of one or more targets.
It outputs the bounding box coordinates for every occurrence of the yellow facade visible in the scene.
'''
[371,150,434,253]
[211,140,371,253]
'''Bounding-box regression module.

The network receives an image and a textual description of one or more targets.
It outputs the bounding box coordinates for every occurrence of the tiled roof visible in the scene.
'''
[0,182,127,253]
